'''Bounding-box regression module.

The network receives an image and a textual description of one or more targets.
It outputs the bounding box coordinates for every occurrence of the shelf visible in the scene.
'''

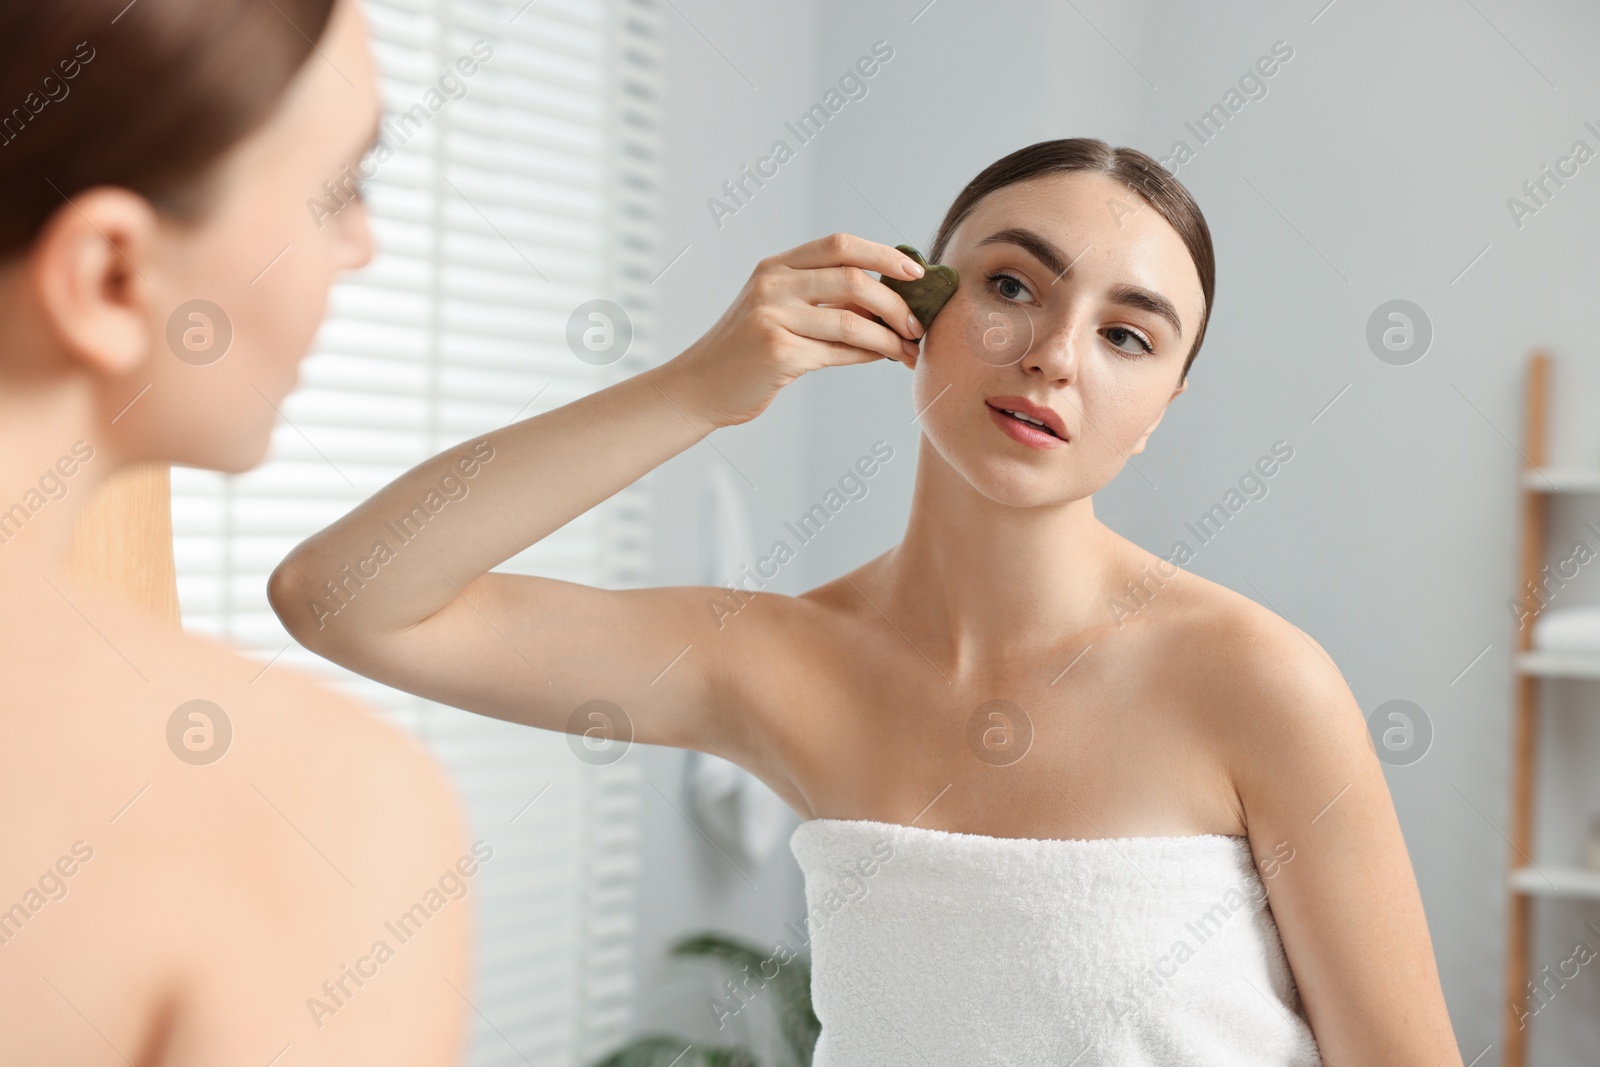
[1520,467,1600,493]
[1515,649,1600,678]
[1509,864,1600,899]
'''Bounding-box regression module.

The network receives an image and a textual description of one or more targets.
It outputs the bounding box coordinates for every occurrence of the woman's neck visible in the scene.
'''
[0,374,115,574]
[873,435,1126,676]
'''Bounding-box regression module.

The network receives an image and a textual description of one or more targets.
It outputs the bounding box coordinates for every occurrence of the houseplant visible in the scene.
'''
[589,931,819,1067]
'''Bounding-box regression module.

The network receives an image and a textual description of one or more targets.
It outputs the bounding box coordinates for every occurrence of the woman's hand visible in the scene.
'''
[669,232,928,428]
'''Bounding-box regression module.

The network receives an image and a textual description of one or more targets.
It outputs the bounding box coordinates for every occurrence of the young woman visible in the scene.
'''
[0,1,473,1063]
[271,140,1463,1063]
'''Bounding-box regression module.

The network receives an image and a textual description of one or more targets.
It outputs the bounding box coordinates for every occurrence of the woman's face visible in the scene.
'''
[112,0,380,473]
[912,170,1205,508]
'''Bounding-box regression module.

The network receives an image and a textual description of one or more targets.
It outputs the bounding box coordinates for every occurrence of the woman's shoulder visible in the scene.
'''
[1175,570,1347,701]
[1119,545,1344,683]
[0,565,462,864]
[1138,557,1368,795]
[0,570,471,1065]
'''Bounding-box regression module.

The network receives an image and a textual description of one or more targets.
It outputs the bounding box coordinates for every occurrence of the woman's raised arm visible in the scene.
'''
[267,233,927,759]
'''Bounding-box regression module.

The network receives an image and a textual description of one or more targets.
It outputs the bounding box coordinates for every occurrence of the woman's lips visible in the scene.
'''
[987,403,1065,449]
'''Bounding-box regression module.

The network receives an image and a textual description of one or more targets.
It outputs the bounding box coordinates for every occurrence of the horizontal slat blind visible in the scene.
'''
[169,0,661,1061]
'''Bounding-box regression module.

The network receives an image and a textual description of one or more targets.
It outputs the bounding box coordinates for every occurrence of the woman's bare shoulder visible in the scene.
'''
[1171,569,1350,705]
[0,571,467,916]
[2,567,435,753]
[702,566,867,654]
[1141,561,1368,804]
[1118,547,1345,683]
[1122,562,1374,858]
[0,570,472,1060]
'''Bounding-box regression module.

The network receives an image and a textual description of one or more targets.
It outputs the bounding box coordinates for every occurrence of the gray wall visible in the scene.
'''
[640,0,1600,1061]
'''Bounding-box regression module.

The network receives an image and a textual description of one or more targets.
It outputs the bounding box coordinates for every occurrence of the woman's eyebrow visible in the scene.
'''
[975,226,1184,339]
[1107,283,1184,340]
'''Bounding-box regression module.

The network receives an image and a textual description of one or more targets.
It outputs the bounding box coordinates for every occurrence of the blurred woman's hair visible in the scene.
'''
[0,0,339,256]
[928,138,1215,381]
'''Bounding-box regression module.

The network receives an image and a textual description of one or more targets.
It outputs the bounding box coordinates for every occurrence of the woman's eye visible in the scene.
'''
[1105,325,1154,356]
[986,271,1035,304]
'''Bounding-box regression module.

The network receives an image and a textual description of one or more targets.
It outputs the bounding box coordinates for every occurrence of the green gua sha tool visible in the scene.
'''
[876,243,958,332]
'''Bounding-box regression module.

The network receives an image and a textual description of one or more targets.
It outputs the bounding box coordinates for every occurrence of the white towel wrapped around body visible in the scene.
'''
[789,818,1323,1066]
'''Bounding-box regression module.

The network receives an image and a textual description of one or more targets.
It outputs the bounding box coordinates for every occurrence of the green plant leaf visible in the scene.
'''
[668,932,819,1066]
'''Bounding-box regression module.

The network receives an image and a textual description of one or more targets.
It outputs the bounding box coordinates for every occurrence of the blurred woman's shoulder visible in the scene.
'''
[0,562,469,1062]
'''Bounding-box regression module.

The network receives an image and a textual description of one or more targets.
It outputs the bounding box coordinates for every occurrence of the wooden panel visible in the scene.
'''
[1502,350,1548,1067]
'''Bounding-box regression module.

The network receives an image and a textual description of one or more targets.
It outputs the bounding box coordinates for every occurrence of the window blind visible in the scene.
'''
[169,0,662,1061]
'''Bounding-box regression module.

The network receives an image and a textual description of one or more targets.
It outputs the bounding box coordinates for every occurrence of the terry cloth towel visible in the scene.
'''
[1532,605,1600,653]
[789,818,1323,1066]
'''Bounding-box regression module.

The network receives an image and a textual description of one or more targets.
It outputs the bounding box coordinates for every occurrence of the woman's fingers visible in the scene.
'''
[832,302,918,367]
[733,231,926,377]
[794,266,923,340]
[775,231,924,281]
[792,303,920,365]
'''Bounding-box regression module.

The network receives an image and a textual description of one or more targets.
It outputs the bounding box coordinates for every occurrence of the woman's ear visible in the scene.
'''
[28,187,162,378]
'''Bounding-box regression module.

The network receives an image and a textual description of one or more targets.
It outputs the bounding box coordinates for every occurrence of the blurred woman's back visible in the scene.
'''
[0,1,473,1062]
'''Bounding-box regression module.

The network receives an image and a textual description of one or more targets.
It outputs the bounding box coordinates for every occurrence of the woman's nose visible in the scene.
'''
[1023,319,1080,382]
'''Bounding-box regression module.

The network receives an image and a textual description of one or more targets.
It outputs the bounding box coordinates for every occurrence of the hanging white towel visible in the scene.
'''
[683,463,792,866]
[684,748,791,865]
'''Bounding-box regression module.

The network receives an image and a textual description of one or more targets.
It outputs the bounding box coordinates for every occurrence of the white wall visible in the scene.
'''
[638,0,1600,1060]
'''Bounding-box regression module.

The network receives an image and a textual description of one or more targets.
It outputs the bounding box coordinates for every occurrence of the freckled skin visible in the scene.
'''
[912,172,1200,512]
